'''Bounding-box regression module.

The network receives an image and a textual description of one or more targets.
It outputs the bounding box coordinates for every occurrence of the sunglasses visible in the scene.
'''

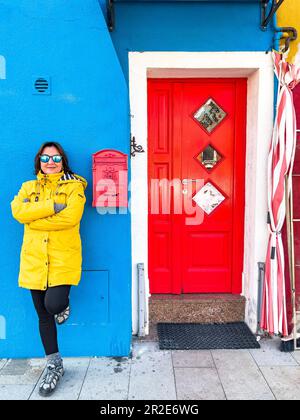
[40,154,63,163]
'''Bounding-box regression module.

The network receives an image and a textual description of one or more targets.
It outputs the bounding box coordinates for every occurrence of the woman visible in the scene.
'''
[11,142,87,397]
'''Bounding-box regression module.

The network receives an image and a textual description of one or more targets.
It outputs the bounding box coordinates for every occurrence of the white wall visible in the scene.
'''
[129,51,274,335]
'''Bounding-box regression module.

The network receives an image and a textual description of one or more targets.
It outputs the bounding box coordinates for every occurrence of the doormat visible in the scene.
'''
[157,322,260,350]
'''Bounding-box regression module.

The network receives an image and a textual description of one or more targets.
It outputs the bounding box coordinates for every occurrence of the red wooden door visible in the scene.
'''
[148,79,246,294]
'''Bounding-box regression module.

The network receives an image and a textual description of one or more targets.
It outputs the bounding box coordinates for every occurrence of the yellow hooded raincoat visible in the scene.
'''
[11,170,87,290]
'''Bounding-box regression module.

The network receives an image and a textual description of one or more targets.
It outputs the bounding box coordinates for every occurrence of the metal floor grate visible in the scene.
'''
[157,322,260,350]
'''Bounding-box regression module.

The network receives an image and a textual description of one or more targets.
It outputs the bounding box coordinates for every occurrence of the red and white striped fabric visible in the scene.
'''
[261,52,300,336]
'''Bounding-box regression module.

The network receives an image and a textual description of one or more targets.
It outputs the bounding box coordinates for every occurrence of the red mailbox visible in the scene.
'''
[92,149,128,208]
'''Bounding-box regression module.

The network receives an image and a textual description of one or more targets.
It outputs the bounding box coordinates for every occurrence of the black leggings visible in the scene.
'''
[31,286,71,356]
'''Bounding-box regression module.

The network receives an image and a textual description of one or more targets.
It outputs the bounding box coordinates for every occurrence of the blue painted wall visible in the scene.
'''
[0,0,132,358]
[0,0,274,358]
[110,1,274,78]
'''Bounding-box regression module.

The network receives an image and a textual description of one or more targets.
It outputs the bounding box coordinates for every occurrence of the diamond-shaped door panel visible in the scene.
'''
[193,98,227,134]
[195,144,223,171]
[192,182,225,215]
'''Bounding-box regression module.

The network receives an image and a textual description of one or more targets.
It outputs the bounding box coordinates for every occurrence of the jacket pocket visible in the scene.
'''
[28,191,39,203]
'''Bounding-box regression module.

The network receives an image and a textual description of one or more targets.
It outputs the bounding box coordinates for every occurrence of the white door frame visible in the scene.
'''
[128,51,274,335]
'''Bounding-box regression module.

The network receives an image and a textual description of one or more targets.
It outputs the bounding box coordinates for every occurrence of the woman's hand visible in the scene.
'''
[54,203,67,213]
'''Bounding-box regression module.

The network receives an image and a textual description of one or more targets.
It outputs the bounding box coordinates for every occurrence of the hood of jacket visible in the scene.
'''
[37,170,88,190]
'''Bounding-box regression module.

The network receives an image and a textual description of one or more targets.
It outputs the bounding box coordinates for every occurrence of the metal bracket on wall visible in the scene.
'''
[131,135,145,157]
[261,0,285,31]
[107,0,115,32]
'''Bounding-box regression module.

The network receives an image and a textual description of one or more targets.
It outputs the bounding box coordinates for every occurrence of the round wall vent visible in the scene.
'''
[34,78,49,93]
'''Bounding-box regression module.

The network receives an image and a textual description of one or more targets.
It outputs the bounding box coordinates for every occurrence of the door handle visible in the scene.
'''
[182,179,200,184]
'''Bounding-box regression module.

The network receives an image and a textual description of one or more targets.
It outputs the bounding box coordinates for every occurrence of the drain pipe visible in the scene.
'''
[272,6,282,119]
[275,26,298,54]
[273,9,282,52]
[272,2,297,54]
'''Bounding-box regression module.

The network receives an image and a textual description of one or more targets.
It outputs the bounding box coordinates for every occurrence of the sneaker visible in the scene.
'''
[55,305,70,325]
[39,359,64,397]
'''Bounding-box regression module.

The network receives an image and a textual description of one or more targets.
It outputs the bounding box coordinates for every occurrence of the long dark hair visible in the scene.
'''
[34,142,73,175]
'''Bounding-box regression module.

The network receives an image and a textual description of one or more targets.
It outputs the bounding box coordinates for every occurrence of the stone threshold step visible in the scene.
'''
[149,294,246,325]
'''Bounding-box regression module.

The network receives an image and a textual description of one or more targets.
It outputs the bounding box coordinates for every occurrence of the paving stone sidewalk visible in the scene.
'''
[1,337,300,400]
